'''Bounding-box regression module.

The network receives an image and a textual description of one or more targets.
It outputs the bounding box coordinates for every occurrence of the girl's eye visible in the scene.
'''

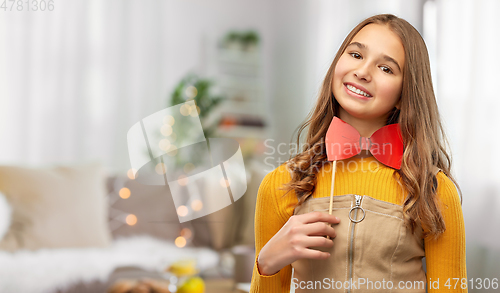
[349,52,362,59]
[380,66,393,74]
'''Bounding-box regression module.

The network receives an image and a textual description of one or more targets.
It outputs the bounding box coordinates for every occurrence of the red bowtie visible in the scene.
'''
[325,116,404,169]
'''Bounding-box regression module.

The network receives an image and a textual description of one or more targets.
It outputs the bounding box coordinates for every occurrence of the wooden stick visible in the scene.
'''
[329,160,336,215]
[326,160,336,240]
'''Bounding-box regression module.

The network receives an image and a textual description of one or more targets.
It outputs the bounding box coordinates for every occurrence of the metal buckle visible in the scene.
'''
[348,206,366,223]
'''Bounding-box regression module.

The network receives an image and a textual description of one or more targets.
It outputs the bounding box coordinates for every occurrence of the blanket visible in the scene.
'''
[0,235,219,293]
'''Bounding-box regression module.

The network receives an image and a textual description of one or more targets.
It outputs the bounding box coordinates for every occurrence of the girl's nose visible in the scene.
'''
[353,64,371,82]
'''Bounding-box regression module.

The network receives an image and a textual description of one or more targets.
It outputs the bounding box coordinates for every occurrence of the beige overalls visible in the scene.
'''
[290,164,441,293]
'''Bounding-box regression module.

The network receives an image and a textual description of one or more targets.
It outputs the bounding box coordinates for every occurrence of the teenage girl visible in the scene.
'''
[250,14,466,293]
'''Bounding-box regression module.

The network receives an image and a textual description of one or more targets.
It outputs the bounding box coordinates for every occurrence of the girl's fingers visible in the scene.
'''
[293,221,337,239]
[299,211,340,225]
[309,223,337,239]
[301,235,335,249]
[300,247,332,260]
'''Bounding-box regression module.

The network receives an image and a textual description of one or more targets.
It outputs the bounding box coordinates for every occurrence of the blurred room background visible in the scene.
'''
[1,0,499,292]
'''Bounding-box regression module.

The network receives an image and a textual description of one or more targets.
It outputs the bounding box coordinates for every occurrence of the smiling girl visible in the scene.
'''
[250,14,466,292]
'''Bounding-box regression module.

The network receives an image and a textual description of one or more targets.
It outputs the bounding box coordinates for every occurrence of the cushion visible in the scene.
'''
[108,176,216,248]
[0,163,112,251]
[108,178,188,241]
[202,160,267,250]
[106,160,268,250]
[107,162,264,250]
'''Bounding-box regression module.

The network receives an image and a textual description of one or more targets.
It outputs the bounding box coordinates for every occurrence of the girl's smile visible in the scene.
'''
[344,82,373,100]
[332,23,405,137]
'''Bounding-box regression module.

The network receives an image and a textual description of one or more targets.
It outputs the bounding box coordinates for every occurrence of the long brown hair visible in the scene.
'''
[281,14,461,239]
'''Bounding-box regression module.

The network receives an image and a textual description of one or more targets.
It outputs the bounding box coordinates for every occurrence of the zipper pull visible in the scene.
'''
[349,194,366,223]
[354,194,362,207]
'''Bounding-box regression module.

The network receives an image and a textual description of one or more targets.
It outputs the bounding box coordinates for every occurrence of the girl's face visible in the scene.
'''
[332,23,405,124]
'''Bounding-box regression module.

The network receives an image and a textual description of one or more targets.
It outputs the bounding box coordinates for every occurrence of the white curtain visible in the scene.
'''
[0,0,279,173]
[0,0,174,173]
[435,0,500,283]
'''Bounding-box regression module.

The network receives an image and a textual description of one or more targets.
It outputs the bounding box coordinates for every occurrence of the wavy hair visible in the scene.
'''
[280,14,462,239]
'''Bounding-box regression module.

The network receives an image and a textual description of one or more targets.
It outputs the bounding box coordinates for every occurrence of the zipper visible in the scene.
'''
[347,194,365,293]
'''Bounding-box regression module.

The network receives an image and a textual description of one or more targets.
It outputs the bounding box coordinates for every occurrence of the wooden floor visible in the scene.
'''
[205,278,234,292]
[104,266,246,293]
[205,278,251,293]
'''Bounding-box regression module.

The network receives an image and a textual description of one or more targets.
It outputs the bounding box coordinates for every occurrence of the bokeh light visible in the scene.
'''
[178,174,189,186]
[163,115,175,126]
[220,177,231,187]
[185,86,198,99]
[180,104,192,116]
[180,228,192,239]
[161,124,173,136]
[127,169,136,180]
[155,162,167,175]
[159,138,171,151]
[184,163,195,174]
[189,105,200,117]
[191,199,203,211]
[175,236,187,248]
[119,187,131,199]
[126,214,137,226]
[177,205,188,217]
[166,144,178,156]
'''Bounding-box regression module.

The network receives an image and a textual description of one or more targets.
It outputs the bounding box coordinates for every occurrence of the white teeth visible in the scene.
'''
[346,84,371,97]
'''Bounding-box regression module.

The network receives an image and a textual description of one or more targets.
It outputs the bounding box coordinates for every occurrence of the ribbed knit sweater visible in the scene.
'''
[250,155,466,292]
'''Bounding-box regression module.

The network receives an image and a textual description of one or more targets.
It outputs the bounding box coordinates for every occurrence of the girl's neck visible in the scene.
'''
[338,108,389,137]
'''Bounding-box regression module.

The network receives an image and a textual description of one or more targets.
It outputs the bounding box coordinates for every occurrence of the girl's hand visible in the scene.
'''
[257,211,340,276]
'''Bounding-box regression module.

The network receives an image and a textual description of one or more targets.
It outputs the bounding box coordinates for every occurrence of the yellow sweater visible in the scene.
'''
[250,155,466,292]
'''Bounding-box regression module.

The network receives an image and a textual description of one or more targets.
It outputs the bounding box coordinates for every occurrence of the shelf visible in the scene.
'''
[217,47,261,65]
[210,33,268,141]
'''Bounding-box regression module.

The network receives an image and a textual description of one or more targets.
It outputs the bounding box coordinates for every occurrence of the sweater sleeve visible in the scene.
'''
[249,169,293,293]
[424,171,467,292]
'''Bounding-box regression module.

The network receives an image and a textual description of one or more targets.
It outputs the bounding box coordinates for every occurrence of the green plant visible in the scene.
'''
[240,30,259,48]
[170,73,224,138]
[223,30,260,50]
[226,31,240,43]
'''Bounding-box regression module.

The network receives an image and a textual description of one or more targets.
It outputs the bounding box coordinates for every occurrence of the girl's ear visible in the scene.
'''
[395,99,401,110]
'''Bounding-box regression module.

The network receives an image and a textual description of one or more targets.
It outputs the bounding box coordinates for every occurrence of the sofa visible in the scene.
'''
[0,160,266,293]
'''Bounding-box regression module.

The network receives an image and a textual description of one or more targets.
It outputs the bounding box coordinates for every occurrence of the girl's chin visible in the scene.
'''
[337,106,378,120]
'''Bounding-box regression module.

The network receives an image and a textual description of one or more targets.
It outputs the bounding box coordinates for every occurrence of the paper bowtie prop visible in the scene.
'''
[325,116,404,169]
